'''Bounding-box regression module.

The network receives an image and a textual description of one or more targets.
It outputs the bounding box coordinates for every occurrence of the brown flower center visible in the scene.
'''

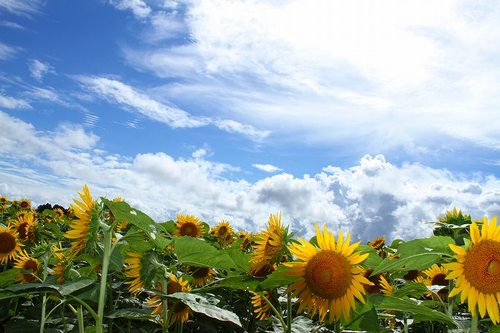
[0,232,16,253]
[191,267,210,279]
[19,201,29,209]
[403,270,420,281]
[431,273,447,286]
[305,250,352,299]
[180,223,198,237]
[463,240,500,294]
[217,226,228,236]
[168,281,183,294]
[17,223,28,240]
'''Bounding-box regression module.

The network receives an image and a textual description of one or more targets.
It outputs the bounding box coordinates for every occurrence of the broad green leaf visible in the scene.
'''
[259,265,300,290]
[223,246,251,272]
[357,245,383,269]
[59,278,95,296]
[102,198,168,249]
[5,282,59,294]
[398,236,454,257]
[157,220,176,234]
[393,282,429,298]
[371,253,444,276]
[369,294,456,326]
[168,292,242,327]
[106,308,153,320]
[359,306,380,332]
[215,276,261,291]
[173,236,240,271]
[0,268,18,288]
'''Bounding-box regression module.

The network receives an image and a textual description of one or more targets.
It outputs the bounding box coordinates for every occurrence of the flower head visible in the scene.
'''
[0,226,22,264]
[14,249,39,283]
[189,266,215,287]
[251,291,272,320]
[124,252,146,295]
[12,211,37,242]
[18,198,31,210]
[285,225,372,322]
[175,214,203,238]
[210,220,234,247]
[64,185,95,254]
[146,275,192,325]
[251,213,285,275]
[444,216,500,324]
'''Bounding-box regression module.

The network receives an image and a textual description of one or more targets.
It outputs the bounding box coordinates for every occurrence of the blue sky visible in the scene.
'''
[1,0,499,241]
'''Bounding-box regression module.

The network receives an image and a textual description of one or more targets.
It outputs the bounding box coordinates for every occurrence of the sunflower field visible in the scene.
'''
[0,186,499,333]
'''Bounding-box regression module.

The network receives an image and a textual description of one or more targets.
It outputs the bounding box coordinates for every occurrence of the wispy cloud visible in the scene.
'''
[252,163,282,173]
[1,112,498,241]
[121,0,500,156]
[0,93,30,109]
[0,42,18,60]
[0,0,42,17]
[0,20,25,30]
[28,59,55,81]
[108,0,151,19]
[77,76,270,141]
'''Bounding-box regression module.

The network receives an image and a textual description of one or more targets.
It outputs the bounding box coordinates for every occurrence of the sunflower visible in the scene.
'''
[64,185,95,254]
[175,214,203,238]
[251,291,272,320]
[53,207,65,219]
[379,275,393,296]
[124,252,146,295]
[146,274,192,325]
[238,231,253,251]
[362,269,386,294]
[0,195,7,209]
[368,236,385,250]
[17,198,31,210]
[51,242,68,284]
[444,216,500,324]
[210,220,234,246]
[12,211,37,242]
[285,224,372,323]
[251,213,285,275]
[189,266,215,287]
[0,226,22,264]
[13,249,39,283]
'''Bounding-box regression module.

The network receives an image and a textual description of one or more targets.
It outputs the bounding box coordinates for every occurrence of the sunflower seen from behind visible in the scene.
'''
[0,226,22,264]
[444,216,500,324]
[251,291,272,320]
[64,185,96,254]
[124,252,147,295]
[13,249,39,283]
[285,224,372,323]
[251,213,286,275]
[175,214,203,238]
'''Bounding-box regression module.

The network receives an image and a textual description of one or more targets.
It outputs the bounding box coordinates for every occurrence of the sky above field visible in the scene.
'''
[1,0,499,241]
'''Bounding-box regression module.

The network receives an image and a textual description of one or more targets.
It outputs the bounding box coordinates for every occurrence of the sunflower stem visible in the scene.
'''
[162,272,170,333]
[403,313,409,333]
[261,294,288,333]
[96,227,113,333]
[39,293,48,333]
[286,292,292,333]
[470,313,478,333]
[77,305,85,333]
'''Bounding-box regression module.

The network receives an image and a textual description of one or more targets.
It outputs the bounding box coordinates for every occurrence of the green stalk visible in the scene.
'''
[470,313,478,333]
[96,228,113,333]
[39,293,48,333]
[261,294,287,333]
[77,305,85,333]
[162,273,169,333]
[403,313,409,333]
[286,292,292,333]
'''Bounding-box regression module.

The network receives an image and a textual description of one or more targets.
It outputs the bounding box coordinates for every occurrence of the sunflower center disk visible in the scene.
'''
[305,250,352,299]
[463,240,500,294]
[431,274,448,286]
[181,224,195,236]
[0,232,16,253]
[24,259,38,272]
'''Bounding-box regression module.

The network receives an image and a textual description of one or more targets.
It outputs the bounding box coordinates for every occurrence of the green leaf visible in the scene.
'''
[398,236,454,257]
[5,282,60,294]
[215,276,261,291]
[222,247,251,272]
[392,282,428,298]
[0,268,18,288]
[359,306,380,332]
[173,236,241,271]
[371,253,443,275]
[369,294,456,326]
[168,292,242,327]
[102,198,168,249]
[259,266,300,290]
[357,245,383,269]
[106,308,153,320]
[157,220,176,234]
[59,278,95,296]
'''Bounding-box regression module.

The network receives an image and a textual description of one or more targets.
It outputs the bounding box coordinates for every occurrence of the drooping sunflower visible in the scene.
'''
[0,226,22,264]
[210,220,234,246]
[13,249,39,283]
[362,269,386,294]
[251,291,272,320]
[368,236,385,250]
[146,274,192,325]
[17,198,31,210]
[444,216,500,324]
[175,214,203,238]
[379,275,393,296]
[238,231,253,251]
[189,266,215,287]
[285,224,372,323]
[64,185,95,254]
[124,252,146,295]
[51,242,68,284]
[251,213,285,275]
[12,211,37,242]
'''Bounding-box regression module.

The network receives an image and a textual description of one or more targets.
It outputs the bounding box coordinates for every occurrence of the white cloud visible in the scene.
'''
[252,163,283,173]
[0,94,30,109]
[109,0,151,18]
[123,0,500,154]
[0,42,17,60]
[0,20,25,30]
[77,76,270,140]
[1,112,499,242]
[28,59,54,81]
[0,0,42,17]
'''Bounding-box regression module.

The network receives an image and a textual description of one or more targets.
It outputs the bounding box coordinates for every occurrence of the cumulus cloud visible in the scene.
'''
[122,0,500,155]
[252,163,283,173]
[1,112,499,242]
[77,76,270,141]
[28,59,54,81]
[0,93,30,109]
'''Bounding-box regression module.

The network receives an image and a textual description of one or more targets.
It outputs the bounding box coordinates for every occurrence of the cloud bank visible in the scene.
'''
[1,112,498,242]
